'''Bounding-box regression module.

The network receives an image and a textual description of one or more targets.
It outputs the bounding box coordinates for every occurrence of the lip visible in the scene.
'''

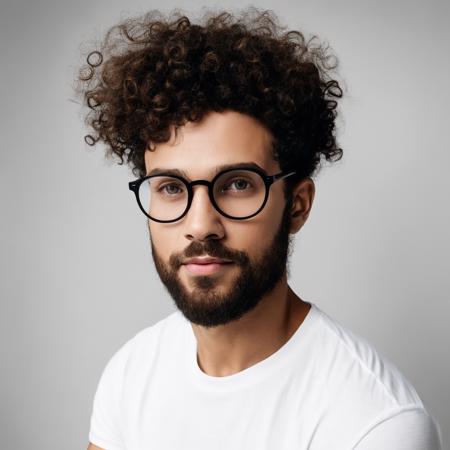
[183,257,232,265]
[181,256,234,276]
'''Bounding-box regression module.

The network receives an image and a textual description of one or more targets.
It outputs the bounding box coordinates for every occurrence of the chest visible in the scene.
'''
[120,370,327,450]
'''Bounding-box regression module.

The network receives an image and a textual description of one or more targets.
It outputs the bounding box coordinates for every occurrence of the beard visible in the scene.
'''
[150,195,294,328]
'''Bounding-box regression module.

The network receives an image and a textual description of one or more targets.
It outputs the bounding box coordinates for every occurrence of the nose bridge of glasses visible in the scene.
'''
[188,179,215,198]
[189,179,212,188]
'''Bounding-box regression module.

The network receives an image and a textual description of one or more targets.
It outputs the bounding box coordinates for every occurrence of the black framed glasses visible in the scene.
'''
[128,166,297,223]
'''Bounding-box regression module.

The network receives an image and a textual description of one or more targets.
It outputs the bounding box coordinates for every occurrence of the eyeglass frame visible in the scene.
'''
[128,166,297,223]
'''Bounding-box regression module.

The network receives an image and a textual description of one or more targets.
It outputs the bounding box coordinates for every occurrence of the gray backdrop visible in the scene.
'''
[1,0,449,448]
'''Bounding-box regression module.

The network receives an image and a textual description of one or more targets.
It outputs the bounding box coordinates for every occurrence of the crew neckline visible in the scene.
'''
[183,302,319,389]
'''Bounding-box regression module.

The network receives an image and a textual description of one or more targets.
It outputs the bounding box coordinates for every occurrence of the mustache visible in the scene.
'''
[171,240,248,268]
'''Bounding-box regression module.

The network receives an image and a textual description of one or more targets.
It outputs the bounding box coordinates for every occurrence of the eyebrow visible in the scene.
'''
[145,162,266,180]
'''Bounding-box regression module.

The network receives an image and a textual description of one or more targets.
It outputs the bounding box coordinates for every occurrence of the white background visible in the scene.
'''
[1,0,448,448]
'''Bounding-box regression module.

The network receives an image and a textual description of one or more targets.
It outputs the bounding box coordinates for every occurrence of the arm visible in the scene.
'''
[88,339,133,450]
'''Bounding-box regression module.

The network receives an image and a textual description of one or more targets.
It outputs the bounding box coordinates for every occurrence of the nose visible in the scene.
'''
[183,185,225,242]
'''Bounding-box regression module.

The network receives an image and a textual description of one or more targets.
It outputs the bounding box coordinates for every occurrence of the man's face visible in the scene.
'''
[145,110,294,328]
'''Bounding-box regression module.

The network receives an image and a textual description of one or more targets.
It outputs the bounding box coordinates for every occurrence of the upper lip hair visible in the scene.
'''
[183,257,232,265]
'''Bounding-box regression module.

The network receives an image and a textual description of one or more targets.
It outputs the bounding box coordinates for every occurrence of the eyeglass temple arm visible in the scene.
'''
[271,170,297,183]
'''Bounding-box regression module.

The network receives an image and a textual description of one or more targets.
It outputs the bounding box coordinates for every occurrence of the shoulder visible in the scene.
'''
[303,305,443,447]
[310,304,423,409]
[100,310,188,379]
[305,304,442,447]
[130,309,188,349]
[352,407,443,449]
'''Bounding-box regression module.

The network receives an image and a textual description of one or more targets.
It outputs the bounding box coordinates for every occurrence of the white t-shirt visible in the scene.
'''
[89,303,443,449]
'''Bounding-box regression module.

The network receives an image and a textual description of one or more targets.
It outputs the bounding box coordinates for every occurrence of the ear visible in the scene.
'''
[288,177,315,234]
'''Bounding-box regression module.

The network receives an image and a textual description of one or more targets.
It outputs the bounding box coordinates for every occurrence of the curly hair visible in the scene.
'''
[74,6,343,194]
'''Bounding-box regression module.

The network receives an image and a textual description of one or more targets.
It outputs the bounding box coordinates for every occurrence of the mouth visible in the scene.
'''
[183,261,234,276]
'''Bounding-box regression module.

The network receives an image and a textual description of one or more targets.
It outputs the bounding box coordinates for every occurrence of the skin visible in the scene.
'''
[145,110,315,377]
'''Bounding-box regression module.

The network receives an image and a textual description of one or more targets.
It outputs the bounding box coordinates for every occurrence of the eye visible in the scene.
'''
[158,183,185,195]
[223,178,252,191]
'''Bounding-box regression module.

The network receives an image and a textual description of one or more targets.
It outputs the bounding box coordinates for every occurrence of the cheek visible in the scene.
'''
[257,192,285,231]
[148,224,175,258]
[227,208,281,248]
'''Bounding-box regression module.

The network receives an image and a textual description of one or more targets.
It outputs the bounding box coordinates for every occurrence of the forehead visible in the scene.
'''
[144,110,279,178]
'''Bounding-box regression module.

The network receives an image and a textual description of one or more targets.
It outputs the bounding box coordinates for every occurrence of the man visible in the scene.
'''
[76,7,442,449]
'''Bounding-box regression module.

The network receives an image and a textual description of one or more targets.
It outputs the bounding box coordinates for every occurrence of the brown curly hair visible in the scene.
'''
[74,7,343,194]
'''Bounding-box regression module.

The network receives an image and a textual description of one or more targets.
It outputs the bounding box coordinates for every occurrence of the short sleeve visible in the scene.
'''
[88,339,133,450]
[353,407,443,450]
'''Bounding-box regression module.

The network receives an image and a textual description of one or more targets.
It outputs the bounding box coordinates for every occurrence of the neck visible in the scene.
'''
[190,277,310,377]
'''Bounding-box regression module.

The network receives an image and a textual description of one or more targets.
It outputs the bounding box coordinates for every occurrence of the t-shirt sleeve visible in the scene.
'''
[88,339,133,450]
[353,407,443,450]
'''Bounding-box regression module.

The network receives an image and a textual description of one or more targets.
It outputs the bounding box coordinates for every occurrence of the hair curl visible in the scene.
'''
[74,6,343,193]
